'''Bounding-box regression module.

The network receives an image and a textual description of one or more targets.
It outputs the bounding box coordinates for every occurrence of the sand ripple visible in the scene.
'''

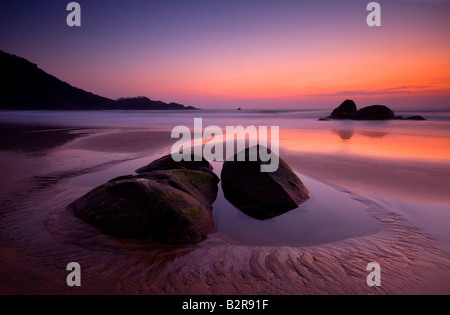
[0,160,449,295]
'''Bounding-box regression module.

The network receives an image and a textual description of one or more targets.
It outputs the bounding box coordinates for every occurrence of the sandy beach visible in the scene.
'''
[0,123,449,295]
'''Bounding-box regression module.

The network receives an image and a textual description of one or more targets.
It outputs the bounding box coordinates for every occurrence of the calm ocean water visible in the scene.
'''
[1,109,450,162]
[1,108,450,134]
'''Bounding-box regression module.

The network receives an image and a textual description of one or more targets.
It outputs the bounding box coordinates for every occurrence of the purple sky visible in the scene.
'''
[1,0,450,109]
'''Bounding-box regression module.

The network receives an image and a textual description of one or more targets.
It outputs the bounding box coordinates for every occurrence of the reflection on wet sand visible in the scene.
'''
[0,124,449,294]
[333,129,388,141]
[281,128,450,161]
[332,129,354,141]
[358,131,388,139]
[0,125,86,153]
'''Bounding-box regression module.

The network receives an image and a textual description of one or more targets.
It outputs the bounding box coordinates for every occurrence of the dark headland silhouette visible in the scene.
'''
[321,99,425,121]
[0,50,197,110]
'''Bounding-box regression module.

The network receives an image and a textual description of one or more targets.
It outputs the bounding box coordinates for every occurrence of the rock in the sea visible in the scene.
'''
[324,100,425,121]
[329,100,358,119]
[68,154,219,244]
[353,105,395,120]
[221,146,310,220]
[407,115,426,121]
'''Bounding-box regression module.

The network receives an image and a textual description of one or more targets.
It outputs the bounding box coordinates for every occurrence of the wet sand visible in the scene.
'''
[0,125,449,295]
[282,150,450,204]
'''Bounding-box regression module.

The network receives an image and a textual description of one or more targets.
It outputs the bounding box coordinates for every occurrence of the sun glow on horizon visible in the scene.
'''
[1,0,450,108]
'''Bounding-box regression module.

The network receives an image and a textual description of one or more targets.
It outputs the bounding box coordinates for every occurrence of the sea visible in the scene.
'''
[1,108,450,161]
[1,108,450,128]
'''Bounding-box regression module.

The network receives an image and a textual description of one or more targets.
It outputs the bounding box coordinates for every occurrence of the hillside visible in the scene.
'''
[0,51,197,110]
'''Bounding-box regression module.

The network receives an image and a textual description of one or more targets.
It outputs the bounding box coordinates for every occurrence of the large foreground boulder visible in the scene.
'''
[136,153,213,174]
[68,154,219,244]
[139,169,219,206]
[221,146,310,220]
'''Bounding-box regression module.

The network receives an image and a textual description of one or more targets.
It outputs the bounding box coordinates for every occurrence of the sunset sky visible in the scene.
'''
[1,0,449,109]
